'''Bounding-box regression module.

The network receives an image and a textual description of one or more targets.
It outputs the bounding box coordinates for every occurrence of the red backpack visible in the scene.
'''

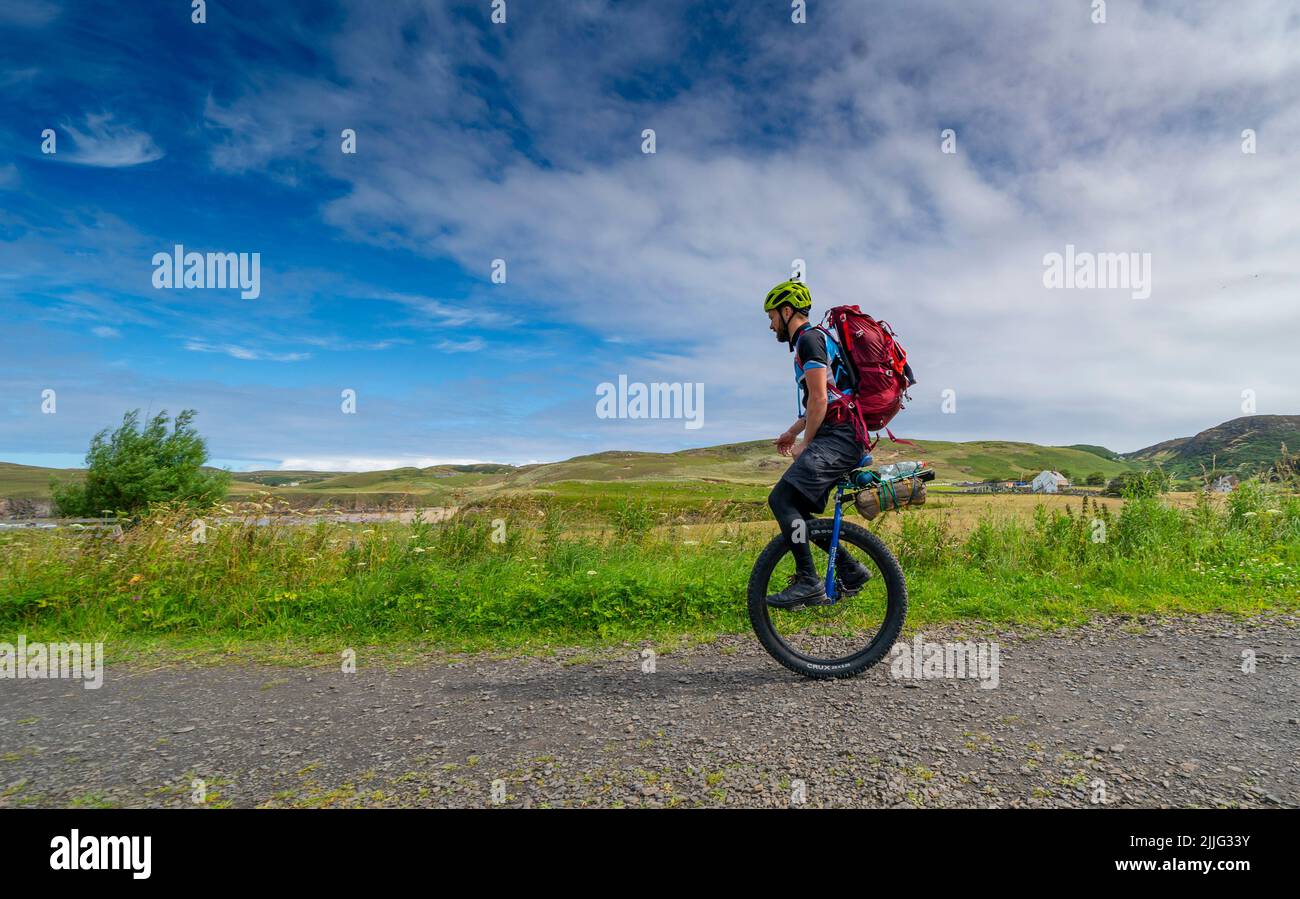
[817,305,916,449]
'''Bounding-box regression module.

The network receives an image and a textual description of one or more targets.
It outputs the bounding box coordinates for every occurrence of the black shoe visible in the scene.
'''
[837,558,873,596]
[766,573,829,609]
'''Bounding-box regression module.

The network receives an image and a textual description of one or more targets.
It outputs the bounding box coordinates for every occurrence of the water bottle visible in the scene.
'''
[878,460,924,481]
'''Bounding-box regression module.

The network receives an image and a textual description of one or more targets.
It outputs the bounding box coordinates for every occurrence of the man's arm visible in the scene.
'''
[795,366,829,456]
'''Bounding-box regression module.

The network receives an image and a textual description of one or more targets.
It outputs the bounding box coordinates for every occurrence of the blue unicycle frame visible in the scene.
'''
[823,483,849,602]
[822,451,876,602]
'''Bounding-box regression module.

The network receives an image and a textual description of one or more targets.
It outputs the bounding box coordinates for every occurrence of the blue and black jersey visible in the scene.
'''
[792,323,855,420]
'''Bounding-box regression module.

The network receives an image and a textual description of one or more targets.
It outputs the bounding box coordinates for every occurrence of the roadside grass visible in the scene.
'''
[1,485,1297,666]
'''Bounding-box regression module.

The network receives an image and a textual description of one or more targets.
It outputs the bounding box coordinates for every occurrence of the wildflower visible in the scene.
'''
[128,574,143,585]
[586,570,597,576]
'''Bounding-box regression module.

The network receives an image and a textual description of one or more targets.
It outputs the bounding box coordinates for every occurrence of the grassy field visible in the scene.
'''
[2,436,1140,515]
[2,481,1297,664]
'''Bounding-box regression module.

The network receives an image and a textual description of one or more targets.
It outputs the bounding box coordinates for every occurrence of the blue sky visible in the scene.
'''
[2,0,1299,471]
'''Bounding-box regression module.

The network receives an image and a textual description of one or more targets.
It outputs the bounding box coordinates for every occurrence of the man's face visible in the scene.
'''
[768,308,789,343]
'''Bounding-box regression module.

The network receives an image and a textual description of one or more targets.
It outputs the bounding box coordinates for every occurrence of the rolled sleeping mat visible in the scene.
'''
[854,476,927,521]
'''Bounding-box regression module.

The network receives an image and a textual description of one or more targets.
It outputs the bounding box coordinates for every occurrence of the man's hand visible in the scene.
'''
[790,440,808,461]
[775,431,796,456]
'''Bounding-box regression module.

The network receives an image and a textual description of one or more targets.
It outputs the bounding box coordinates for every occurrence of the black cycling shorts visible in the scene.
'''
[778,425,863,513]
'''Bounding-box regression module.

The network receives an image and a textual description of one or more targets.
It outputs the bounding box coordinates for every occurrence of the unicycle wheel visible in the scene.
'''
[747,518,907,679]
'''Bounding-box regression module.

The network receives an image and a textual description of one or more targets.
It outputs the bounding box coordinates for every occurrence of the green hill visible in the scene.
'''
[1124,415,1300,477]
[1,436,1138,510]
[8,416,1293,512]
[875,440,1133,482]
[0,462,83,500]
[1062,444,1123,462]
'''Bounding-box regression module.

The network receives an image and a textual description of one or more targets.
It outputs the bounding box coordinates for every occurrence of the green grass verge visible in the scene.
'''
[2,486,1298,667]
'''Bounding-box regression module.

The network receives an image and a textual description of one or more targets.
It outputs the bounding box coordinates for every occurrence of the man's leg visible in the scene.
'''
[768,479,817,577]
[765,480,828,607]
[769,476,864,577]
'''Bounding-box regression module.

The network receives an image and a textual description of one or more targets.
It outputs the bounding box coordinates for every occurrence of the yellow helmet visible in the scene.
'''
[763,279,812,313]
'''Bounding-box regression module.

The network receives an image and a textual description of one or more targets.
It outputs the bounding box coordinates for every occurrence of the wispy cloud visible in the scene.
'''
[91,325,120,338]
[60,112,163,168]
[294,335,407,351]
[183,340,309,363]
[378,292,517,329]
[5,1,1300,465]
[436,336,485,353]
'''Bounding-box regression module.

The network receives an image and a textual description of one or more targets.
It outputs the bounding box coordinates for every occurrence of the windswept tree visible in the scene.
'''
[51,409,230,516]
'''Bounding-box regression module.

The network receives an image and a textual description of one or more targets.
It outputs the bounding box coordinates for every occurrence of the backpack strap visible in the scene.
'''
[884,426,920,448]
[813,324,858,394]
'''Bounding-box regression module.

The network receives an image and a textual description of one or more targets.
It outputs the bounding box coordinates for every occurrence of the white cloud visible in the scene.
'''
[61,112,163,168]
[252,1,1293,450]
[436,336,485,353]
[377,292,517,329]
[183,340,309,362]
[91,325,120,338]
[15,1,1300,460]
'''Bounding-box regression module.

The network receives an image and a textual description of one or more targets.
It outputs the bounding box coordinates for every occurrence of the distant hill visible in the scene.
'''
[0,462,83,500]
[1123,415,1300,477]
[1063,444,1124,462]
[0,437,1137,510]
[5,417,1293,512]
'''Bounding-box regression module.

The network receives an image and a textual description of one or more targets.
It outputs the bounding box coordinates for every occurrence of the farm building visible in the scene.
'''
[1032,470,1069,493]
[1210,475,1239,493]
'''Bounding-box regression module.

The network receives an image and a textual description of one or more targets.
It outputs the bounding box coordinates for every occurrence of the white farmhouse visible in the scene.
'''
[1211,475,1238,493]
[1032,470,1068,494]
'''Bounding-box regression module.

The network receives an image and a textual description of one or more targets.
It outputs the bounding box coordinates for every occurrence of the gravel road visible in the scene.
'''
[2,614,1298,808]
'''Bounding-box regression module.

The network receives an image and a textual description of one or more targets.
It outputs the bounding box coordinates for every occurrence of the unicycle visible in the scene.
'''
[747,461,934,679]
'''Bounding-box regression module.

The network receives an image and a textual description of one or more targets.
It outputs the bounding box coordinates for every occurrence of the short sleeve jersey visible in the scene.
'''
[792,324,855,419]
